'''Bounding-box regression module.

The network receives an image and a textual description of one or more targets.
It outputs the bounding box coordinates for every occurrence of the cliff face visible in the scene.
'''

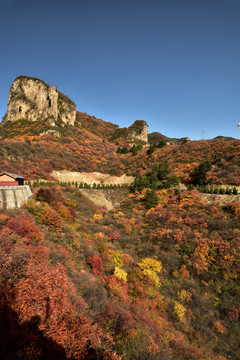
[127,120,148,143]
[3,76,76,126]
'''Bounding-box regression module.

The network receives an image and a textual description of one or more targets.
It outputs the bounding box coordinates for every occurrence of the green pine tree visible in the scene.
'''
[143,189,159,209]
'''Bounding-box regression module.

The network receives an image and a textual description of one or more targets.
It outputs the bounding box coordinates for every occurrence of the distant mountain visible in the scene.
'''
[148,131,190,145]
[213,135,236,141]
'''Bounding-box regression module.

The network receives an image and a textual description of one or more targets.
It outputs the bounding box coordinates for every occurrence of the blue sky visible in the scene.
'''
[0,0,239,140]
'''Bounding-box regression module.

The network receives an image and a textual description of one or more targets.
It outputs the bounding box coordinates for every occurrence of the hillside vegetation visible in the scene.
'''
[1,112,240,359]
[0,115,240,186]
[1,185,240,359]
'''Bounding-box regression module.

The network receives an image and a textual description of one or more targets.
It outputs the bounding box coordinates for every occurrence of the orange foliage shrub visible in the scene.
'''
[107,275,129,302]
[0,213,10,225]
[56,202,74,222]
[40,204,62,230]
[6,210,44,243]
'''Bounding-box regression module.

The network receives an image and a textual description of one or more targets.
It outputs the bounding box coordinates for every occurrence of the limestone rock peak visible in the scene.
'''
[127,120,148,143]
[3,76,76,126]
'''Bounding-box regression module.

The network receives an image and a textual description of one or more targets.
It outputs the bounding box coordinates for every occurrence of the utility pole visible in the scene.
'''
[237,123,240,139]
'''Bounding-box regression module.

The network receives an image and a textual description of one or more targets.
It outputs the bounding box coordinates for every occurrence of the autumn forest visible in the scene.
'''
[0,112,240,360]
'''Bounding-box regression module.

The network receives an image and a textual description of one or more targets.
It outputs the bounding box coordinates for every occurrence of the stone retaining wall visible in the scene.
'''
[0,185,33,209]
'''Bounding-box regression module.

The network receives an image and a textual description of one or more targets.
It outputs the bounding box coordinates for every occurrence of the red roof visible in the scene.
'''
[0,171,25,180]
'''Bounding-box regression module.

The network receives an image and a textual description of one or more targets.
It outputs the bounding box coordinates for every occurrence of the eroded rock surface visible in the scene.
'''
[127,120,148,143]
[81,189,127,210]
[3,76,76,126]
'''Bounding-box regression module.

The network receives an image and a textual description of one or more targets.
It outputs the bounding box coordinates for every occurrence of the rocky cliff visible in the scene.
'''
[110,120,149,145]
[2,76,76,126]
[127,120,148,143]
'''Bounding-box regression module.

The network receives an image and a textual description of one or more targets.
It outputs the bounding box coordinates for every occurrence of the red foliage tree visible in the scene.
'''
[12,246,120,359]
[87,254,103,276]
[6,210,44,243]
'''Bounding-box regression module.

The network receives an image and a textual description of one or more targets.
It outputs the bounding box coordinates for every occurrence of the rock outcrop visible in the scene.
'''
[127,120,148,143]
[3,76,76,126]
[110,120,149,145]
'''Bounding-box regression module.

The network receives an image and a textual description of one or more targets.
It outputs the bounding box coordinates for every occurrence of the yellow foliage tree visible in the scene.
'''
[109,250,124,268]
[174,301,187,322]
[114,266,128,282]
[138,257,162,273]
[177,289,187,302]
[138,257,162,287]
